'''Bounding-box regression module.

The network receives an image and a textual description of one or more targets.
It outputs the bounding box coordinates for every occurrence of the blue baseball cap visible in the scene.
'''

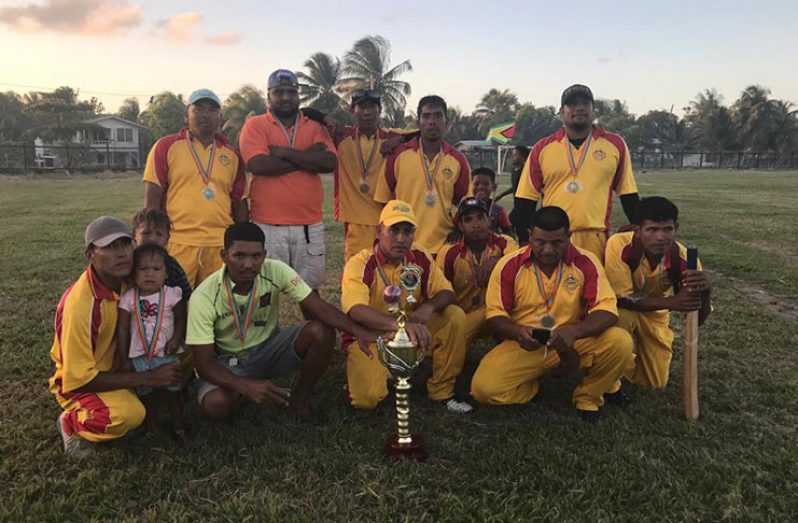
[268,69,300,89]
[188,88,221,108]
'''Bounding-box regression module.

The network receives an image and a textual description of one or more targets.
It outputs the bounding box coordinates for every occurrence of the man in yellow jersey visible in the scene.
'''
[471,207,633,423]
[341,200,473,413]
[143,88,249,288]
[50,217,181,457]
[515,84,639,260]
[604,196,711,390]
[375,95,472,255]
[331,89,408,261]
[436,197,518,344]
[187,223,377,423]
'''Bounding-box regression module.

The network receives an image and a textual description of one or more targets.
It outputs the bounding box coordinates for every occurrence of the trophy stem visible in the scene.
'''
[395,377,412,444]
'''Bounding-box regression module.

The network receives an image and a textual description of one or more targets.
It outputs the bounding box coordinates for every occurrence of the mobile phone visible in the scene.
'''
[531,328,551,345]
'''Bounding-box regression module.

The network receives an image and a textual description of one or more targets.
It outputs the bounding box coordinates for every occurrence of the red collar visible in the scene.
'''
[87,265,117,300]
[178,127,229,146]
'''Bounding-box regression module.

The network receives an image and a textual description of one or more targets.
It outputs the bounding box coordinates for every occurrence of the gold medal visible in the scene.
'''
[566,181,580,193]
[359,182,370,194]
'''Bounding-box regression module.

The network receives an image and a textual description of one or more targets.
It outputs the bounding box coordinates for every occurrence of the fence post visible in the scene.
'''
[66,144,71,171]
[699,152,704,168]
[792,151,796,169]
[680,151,684,169]
[106,142,111,170]
[737,152,743,169]
[22,143,28,173]
[754,152,759,169]
[660,151,664,169]
[718,151,722,168]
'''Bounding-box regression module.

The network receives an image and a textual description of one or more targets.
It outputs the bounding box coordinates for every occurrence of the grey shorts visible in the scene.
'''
[256,221,325,290]
[196,322,307,405]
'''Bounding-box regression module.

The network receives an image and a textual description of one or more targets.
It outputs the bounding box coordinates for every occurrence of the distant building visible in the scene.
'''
[33,115,147,170]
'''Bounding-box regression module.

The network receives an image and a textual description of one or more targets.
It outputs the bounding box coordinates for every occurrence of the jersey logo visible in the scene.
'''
[592,149,606,161]
[564,273,578,291]
[442,166,454,179]
[219,153,231,166]
[259,293,272,307]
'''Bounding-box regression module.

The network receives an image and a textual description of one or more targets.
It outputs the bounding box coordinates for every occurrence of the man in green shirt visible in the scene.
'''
[187,222,375,422]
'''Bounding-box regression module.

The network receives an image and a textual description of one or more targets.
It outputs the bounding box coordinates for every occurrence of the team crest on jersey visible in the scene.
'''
[564,273,578,291]
[219,153,231,166]
[592,149,606,161]
[442,166,454,179]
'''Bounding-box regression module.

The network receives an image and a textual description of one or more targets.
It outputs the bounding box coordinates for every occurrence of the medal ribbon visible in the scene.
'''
[532,260,564,313]
[134,288,165,362]
[355,128,380,186]
[637,257,664,292]
[374,244,407,288]
[275,113,300,148]
[224,272,257,345]
[418,141,443,193]
[565,131,593,180]
[467,247,486,288]
[186,135,216,186]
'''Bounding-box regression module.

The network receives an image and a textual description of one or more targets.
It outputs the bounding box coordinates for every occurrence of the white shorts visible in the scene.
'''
[256,221,325,289]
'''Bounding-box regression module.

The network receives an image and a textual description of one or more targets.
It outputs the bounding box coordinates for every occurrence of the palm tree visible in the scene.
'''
[340,35,412,116]
[474,88,520,135]
[222,85,266,146]
[684,89,737,150]
[296,53,345,114]
[117,98,140,123]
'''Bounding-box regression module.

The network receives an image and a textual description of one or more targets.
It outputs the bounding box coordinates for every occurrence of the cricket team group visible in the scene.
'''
[49,69,712,457]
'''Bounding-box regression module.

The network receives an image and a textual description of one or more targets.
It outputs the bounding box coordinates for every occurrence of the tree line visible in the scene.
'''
[0,35,795,153]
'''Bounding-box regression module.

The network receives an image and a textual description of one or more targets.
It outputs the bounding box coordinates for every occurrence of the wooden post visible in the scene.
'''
[683,247,700,420]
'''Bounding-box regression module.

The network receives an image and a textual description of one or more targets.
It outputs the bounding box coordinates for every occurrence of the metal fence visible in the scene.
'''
[629,151,798,170]
[0,142,146,173]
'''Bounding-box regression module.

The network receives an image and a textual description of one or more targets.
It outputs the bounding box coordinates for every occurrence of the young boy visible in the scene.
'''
[132,209,192,300]
[472,167,514,236]
[604,196,711,390]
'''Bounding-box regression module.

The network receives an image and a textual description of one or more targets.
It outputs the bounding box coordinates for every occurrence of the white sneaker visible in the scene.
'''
[56,412,94,459]
[443,398,474,414]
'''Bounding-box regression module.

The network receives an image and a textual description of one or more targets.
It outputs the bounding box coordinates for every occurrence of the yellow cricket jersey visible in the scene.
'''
[341,244,453,347]
[49,267,128,396]
[486,243,618,329]
[374,137,472,254]
[436,233,518,313]
[516,125,637,233]
[604,231,701,302]
[143,129,247,246]
[334,127,404,226]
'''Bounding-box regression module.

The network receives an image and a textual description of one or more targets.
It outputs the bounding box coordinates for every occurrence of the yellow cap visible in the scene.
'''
[379,199,417,227]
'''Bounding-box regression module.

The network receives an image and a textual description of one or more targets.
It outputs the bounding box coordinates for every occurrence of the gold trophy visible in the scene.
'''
[376,264,426,461]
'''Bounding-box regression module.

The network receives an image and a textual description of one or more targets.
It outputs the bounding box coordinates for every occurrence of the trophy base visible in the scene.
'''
[385,434,425,462]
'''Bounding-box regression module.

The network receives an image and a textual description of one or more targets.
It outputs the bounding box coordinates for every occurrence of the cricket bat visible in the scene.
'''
[683,247,699,420]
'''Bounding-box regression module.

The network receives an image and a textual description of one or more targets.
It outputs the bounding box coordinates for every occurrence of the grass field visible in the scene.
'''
[1,170,796,521]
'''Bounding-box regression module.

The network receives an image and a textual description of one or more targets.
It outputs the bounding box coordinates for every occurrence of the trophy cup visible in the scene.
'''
[376,265,426,462]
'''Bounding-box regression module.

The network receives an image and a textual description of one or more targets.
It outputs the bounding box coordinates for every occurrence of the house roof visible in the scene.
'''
[84,115,147,129]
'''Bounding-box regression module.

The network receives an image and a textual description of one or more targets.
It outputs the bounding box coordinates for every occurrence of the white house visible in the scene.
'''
[34,115,147,170]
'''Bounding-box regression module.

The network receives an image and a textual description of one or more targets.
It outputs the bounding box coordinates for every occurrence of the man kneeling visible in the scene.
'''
[187,223,375,422]
[471,207,633,423]
[341,200,472,413]
[604,196,711,390]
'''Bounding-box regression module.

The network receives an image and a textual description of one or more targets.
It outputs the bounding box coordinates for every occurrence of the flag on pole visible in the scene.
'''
[486,121,517,145]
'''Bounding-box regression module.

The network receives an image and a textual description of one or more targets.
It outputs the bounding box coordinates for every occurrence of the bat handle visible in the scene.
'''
[686,247,699,270]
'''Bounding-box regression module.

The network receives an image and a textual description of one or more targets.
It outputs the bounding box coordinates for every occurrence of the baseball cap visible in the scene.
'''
[351,88,381,107]
[188,88,221,108]
[268,69,300,89]
[457,197,490,220]
[561,84,594,106]
[84,216,133,248]
[379,200,417,227]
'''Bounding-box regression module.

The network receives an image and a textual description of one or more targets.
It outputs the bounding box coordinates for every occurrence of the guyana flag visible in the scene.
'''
[486,121,517,145]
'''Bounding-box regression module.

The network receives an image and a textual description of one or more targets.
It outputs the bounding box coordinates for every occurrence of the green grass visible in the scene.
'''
[1,170,796,521]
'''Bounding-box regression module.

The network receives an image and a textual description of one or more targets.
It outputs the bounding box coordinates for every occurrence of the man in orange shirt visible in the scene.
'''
[239,69,337,290]
[514,84,639,260]
[143,89,249,289]
[375,95,471,255]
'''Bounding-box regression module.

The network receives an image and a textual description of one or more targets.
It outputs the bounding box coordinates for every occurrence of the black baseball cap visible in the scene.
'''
[561,84,594,106]
[351,88,381,107]
[457,197,489,220]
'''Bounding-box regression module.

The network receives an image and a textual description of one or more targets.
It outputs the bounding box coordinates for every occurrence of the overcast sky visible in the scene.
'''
[1,0,796,115]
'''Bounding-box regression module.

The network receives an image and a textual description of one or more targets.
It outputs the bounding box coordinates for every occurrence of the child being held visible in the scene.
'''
[116,244,187,439]
[131,208,192,301]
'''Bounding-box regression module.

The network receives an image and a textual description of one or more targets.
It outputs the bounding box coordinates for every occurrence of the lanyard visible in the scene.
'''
[532,260,564,312]
[565,132,593,179]
[224,272,257,345]
[355,128,380,181]
[186,135,216,185]
[275,113,300,147]
[374,245,406,287]
[418,141,443,192]
[134,288,165,362]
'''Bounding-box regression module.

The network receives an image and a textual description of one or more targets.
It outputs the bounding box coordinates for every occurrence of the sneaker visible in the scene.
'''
[604,382,631,407]
[56,412,94,458]
[580,410,601,424]
[441,398,474,414]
